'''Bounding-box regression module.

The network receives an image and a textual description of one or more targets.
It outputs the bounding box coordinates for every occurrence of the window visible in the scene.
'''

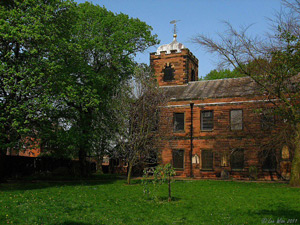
[231,149,244,170]
[230,109,243,130]
[191,69,196,81]
[201,150,213,170]
[261,113,275,130]
[201,110,213,131]
[173,150,184,169]
[260,150,276,171]
[173,113,185,132]
[163,64,175,81]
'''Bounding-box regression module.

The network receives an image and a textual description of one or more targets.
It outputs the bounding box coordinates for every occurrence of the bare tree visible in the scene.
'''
[193,0,300,186]
[114,64,169,184]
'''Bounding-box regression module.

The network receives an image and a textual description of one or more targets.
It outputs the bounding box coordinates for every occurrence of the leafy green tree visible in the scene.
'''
[0,0,159,179]
[203,58,271,80]
[46,3,159,176]
[0,0,76,181]
[203,68,245,80]
[193,1,300,186]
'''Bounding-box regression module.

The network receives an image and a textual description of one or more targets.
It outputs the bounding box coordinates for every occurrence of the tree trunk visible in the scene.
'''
[96,155,104,174]
[168,175,171,202]
[77,109,92,177]
[290,123,300,187]
[127,162,133,185]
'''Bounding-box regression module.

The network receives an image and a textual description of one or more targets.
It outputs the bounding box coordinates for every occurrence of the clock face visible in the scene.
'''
[163,64,175,82]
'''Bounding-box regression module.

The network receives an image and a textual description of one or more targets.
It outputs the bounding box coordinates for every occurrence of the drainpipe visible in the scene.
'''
[190,102,194,178]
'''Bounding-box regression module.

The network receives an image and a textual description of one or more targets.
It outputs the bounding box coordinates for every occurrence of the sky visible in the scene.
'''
[75,0,283,78]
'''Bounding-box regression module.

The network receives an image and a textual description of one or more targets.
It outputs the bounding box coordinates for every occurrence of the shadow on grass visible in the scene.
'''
[251,204,300,221]
[157,196,181,202]
[0,174,123,192]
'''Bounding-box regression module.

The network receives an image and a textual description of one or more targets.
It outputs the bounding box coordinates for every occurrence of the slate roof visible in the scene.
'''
[160,77,262,101]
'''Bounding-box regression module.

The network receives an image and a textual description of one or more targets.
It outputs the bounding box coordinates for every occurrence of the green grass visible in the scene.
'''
[0,178,299,225]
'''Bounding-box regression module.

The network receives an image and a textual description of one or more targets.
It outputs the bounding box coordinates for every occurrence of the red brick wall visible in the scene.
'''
[150,45,290,180]
[158,96,290,180]
[150,49,198,86]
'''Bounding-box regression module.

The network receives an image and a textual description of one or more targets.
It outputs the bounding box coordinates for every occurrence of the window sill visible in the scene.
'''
[174,168,184,171]
[173,130,185,133]
[231,169,244,171]
[200,169,214,171]
[262,169,276,172]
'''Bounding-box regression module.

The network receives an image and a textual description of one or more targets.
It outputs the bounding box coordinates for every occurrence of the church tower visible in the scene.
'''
[150,33,199,86]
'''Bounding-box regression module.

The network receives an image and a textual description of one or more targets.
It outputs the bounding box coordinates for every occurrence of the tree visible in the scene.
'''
[53,2,159,176]
[0,0,76,181]
[203,68,245,80]
[142,163,176,202]
[193,0,300,186]
[0,0,159,180]
[203,58,270,80]
[115,64,169,184]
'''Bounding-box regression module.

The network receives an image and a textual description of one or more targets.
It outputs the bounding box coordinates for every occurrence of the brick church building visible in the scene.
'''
[151,34,292,180]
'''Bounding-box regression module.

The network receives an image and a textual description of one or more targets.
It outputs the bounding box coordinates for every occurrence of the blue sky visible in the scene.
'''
[75,0,283,78]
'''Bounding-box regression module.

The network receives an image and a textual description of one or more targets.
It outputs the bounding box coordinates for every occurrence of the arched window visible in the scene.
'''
[163,64,175,81]
[231,149,244,170]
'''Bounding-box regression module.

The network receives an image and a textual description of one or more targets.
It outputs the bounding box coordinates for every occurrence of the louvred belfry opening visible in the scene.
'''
[163,64,175,81]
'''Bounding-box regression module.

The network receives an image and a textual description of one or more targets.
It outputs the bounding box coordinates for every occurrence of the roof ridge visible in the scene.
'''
[194,76,249,83]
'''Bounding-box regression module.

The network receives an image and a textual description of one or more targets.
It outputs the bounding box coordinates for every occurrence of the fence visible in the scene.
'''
[2,156,96,179]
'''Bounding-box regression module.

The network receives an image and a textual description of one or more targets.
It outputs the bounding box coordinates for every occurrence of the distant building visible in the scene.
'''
[6,137,41,157]
[151,34,291,180]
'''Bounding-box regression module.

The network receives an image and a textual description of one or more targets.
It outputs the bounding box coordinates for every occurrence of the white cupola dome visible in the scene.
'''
[156,34,185,55]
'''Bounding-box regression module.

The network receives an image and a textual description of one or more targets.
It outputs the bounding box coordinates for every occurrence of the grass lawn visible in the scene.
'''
[0,177,299,225]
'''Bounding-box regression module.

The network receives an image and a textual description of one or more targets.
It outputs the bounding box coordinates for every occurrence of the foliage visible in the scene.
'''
[0,0,77,180]
[50,2,158,176]
[141,167,160,200]
[203,58,274,80]
[0,179,299,224]
[202,68,245,80]
[142,163,176,202]
[0,0,159,178]
[193,1,300,186]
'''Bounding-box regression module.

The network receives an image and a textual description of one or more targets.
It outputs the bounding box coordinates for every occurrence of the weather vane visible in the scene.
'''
[170,20,181,38]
